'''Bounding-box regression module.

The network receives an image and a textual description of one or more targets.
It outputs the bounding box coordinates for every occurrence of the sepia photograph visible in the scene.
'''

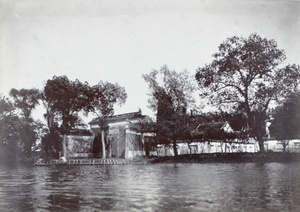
[0,0,300,211]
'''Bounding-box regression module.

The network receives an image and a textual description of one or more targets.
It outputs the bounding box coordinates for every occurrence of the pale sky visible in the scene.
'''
[0,0,299,123]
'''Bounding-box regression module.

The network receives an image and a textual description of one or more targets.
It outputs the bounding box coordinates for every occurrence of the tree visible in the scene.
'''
[142,65,196,156]
[195,33,300,152]
[84,81,127,159]
[0,96,18,161]
[269,92,300,152]
[43,76,89,158]
[9,88,40,121]
[8,88,41,160]
[40,91,62,159]
[0,95,38,161]
[0,95,15,117]
[188,112,238,153]
[41,130,62,159]
[137,116,156,157]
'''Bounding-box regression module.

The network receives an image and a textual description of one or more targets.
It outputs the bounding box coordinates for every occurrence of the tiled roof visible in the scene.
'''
[68,129,93,136]
[89,110,146,125]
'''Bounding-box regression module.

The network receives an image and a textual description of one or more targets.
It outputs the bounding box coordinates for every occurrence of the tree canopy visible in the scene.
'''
[83,81,127,159]
[195,33,300,151]
[143,65,196,156]
[84,81,127,117]
[269,92,300,141]
[0,95,39,162]
[43,75,89,134]
[143,65,196,113]
[42,76,91,158]
[9,88,40,121]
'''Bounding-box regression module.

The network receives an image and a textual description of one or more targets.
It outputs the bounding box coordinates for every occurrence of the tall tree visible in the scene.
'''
[43,75,89,158]
[269,92,300,152]
[8,88,41,159]
[195,33,300,152]
[0,96,17,161]
[9,88,40,121]
[137,116,157,157]
[142,65,196,156]
[0,96,38,161]
[84,81,127,159]
[40,91,61,159]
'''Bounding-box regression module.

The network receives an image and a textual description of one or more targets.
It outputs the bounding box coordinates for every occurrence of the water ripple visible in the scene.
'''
[0,162,299,211]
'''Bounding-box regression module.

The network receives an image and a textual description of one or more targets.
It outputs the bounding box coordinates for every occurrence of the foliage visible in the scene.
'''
[9,88,40,121]
[269,92,300,151]
[91,133,109,158]
[143,65,196,156]
[143,65,196,112]
[0,95,15,117]
[84,81,127,159]
[195,33,300,151]
[0,95,40,162]
[40,131,62,159]
[85,81,127,117]
[137,116,157,134]
[190,112,237,142]
[155,89,191,144]
[41,75,92,158]
[136,116,157,156]
[43,75,89,134]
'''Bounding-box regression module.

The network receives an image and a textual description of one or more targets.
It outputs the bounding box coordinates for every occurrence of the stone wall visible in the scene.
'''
[109,125,126,158]
[66,135,93,158]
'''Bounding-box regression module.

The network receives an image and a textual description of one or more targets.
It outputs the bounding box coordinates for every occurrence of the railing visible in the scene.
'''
[35,158,127,166]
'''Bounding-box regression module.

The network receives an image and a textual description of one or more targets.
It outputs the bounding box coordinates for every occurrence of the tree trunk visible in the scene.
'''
[258,139,265,153]
[108,142,112,158]
[173,140,178,156]
[188,144,192,154]
[63,134,67,158]
[101,130,106,159]
[282,140,289,153]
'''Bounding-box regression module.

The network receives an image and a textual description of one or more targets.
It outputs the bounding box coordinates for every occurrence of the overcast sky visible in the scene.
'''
[0,0,299,122]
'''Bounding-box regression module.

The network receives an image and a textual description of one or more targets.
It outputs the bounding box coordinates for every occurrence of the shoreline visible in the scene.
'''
[147,152,300,164]
[2,152,300,166]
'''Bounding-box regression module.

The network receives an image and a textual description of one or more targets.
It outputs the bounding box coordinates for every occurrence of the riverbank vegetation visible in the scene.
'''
[1,33,300,163]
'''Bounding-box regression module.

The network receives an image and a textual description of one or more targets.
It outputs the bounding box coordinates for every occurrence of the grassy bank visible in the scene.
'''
[149,152,300,164]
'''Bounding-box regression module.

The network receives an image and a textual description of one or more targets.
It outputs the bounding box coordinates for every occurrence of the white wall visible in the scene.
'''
[264,139,300,152]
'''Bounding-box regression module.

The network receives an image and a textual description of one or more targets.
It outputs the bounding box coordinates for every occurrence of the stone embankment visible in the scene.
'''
[148,152,300,164]
[35,158,127,166]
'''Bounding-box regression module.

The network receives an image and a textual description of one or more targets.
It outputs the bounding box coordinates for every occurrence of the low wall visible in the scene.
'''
[264,139,300,152]
[150,141,260,157]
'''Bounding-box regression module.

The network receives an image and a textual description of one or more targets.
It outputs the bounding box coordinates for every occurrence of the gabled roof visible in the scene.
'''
[68,129,93,136]
[89,110,146,126]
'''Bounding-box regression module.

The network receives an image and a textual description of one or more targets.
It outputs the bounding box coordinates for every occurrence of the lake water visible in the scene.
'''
[0,162,299,211]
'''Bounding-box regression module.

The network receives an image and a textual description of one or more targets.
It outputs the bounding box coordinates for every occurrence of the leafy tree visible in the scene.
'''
[8,88,41,160]
[136,113,158,156]
[0,96,18,161]
[188,112,237,153]
[0,96,38,161]
[9,88,40,121]
[269,92,300,152]
[40,92,62,159]
[43,75,90,158]
[195,33,300,152]
[143,65,196,156]
[41,130,62,159]
[0,95,15,117]
[84,81,127,159]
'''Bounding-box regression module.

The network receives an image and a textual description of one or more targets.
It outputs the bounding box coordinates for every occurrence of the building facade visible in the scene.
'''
[89,110,152,159]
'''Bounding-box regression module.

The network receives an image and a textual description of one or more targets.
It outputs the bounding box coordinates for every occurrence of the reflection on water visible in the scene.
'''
[0,162,299,211]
